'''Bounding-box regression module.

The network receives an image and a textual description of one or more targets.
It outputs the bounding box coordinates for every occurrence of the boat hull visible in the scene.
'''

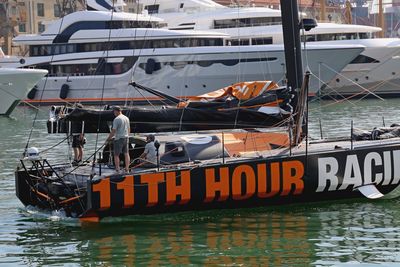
[0,68,47,115]
[15,140,400,221]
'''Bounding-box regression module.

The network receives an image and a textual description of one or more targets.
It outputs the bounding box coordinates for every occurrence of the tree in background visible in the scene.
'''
[0,1,18,55]
[55,0,86,16]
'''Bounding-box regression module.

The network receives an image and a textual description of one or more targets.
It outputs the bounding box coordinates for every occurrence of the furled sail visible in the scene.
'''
[47,82,294,134]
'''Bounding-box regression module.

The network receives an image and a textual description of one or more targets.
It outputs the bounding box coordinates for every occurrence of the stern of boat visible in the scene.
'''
[15,158,88,217]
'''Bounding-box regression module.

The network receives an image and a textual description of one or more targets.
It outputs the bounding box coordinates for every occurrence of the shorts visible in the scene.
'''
[114,137,128,155]
[72,135,84,148]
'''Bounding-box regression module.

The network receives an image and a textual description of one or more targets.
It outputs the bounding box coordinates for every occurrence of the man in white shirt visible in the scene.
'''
[106,106,130,173]
[140,134,157,167]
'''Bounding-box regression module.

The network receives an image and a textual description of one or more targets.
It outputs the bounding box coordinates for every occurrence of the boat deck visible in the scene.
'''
[59,137,400,187]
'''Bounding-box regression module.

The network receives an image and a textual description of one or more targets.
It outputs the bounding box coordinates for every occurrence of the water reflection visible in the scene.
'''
[15,209,312,266]
[13,201,400,265]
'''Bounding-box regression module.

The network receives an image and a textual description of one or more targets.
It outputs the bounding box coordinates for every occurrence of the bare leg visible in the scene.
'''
[73,147,79,161]
[78,147,83,161]
[114,154,120,172]
[124,152,130,172]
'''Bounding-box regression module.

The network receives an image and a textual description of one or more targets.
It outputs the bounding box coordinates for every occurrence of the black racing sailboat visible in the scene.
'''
[14,0,400,222]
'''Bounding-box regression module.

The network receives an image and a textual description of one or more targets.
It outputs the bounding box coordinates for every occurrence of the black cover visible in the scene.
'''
[48,106,290,133]
[352,124,400,140]
[47,86,294,134]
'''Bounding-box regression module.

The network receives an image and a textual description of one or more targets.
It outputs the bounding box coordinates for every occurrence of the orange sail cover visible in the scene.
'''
[190,81,279,101]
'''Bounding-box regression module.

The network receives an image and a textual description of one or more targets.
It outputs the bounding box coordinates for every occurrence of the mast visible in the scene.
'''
[279,0,303,94]
[279,0,307,146]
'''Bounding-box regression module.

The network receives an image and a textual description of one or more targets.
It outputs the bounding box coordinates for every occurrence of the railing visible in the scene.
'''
[213,21,281,29]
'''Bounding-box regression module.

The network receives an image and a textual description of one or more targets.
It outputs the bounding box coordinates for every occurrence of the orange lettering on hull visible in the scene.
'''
[257,162,280,198]
[204,167,230,202]
[232,165,256,200]
[92,178,111,210]
[281,160,304,195]
[141,173,164,206]
[166,171,191,205]
[116,175,135,208]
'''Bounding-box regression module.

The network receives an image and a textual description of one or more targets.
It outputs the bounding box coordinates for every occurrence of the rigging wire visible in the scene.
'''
[90,0,117,177]
[125,0,162,107]
[23,13,68,158]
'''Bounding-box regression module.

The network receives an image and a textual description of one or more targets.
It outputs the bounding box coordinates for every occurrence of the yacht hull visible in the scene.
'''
[319,39,400,98]
[15,138,400,221]
[0,68,47,115]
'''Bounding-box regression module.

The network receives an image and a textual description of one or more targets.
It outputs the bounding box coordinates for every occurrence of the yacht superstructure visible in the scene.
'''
[142,0,400,98]
[0,0,364,104]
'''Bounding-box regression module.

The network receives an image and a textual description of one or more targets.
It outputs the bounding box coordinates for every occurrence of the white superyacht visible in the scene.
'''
[142,0,400,98]
[0,0,363,105]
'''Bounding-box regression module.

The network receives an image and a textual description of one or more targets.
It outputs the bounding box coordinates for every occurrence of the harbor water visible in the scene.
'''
[2,99,400,266]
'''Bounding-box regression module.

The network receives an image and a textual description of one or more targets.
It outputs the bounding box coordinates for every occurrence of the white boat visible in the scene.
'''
[0,67,47,115]
[0,0,363,105]
[142,0,400,98]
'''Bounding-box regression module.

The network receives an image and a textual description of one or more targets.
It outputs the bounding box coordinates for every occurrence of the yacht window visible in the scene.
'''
[191,39,199,47]
[350,55,380,64]
[108,21,123,29]
[173,40,180,48]
[300,35,316,42]
[83,43,91,52]
[60,45,67,54]
[230,39,250,46]
[359,32,369,39]
[53,45,60,55]
[145,4,159,14]
[197,61,212,67]
[143,40,153,48]
[141,57,277,70]
[221,59,239,66]
[311,32,362,42]
[181,39,191,47]
[28,37,226,57]
[252,37,273,45]
[39,46,46,56]
[178,23,195,26]
[67,44,75,53]
[31,46,39,56]
[213,16,282,29]
[170,26,195,30]
[128,41,136,49]
[166,40,175,47]
[39,56,138,77]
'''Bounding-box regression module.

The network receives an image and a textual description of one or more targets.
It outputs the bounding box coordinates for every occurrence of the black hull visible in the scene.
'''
[48,107,289,134]
[15,142,400,221]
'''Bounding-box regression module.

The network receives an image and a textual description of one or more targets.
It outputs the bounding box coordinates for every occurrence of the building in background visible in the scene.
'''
[0,0,85,55]
[1,0,399,55]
